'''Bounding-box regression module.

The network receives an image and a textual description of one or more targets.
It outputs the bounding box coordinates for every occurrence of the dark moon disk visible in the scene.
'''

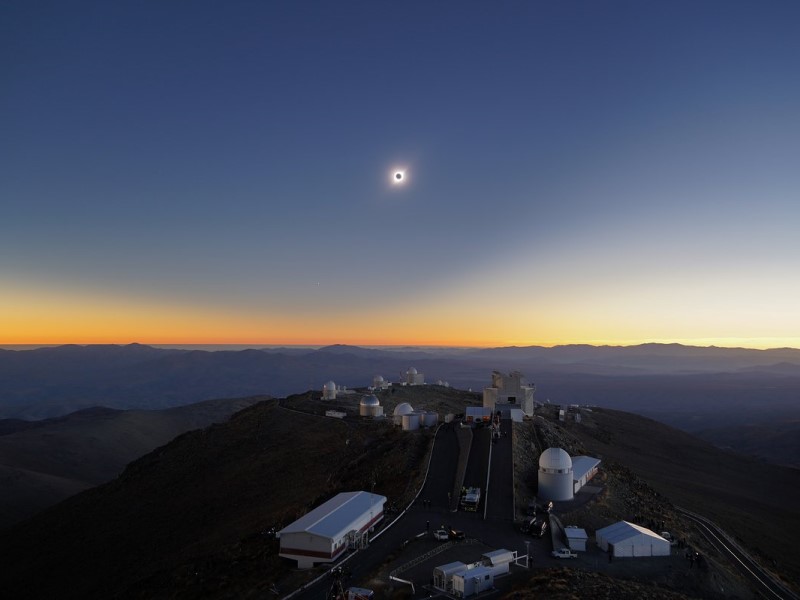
[395,172,403,180]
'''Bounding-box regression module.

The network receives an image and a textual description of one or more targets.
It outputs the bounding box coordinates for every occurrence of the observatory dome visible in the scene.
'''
[407,367,418,375]
[539,448,572,472]
[360,395,380,407]
[324,381,336,391]
[393,402,414,416]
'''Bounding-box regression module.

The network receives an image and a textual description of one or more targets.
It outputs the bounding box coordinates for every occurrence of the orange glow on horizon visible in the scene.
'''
[3,280,798,351]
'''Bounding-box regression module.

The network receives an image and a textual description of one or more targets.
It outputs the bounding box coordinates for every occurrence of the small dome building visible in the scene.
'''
[372,375,389,390]
[405,367,424,386]
[359,394,383,417]
[322,380,337,401]
[393,402,414,425]
[538,447,574,501]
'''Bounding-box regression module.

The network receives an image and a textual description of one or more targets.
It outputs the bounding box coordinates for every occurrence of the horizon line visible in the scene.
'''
[2,340,800,352]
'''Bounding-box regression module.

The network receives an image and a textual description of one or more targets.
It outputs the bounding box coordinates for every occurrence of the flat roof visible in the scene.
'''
[572,456,601,481]
[565,527,588,540]
[279,491,386,540]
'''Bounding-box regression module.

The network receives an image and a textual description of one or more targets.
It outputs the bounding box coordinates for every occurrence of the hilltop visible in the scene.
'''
[0,386,797,599]
[3,343,800,469]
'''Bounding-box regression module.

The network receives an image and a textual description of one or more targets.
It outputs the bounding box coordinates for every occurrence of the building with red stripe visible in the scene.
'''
[278,491,386,568]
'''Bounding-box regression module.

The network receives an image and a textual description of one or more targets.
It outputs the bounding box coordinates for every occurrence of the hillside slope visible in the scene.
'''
[0,397,430,599]
[0,397,263,529]
[564,407,800,587]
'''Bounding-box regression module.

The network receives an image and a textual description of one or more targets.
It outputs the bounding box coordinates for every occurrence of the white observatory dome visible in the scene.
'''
[324,381,336,391]
[360,394,380,407]
[407,367,418,375]
[539,448,573,472]
[393,402,414,416]
[374,375,385,384]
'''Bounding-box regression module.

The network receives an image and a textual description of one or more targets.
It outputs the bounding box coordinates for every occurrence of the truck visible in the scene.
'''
[460,486,481,512]
[550,548,578,559]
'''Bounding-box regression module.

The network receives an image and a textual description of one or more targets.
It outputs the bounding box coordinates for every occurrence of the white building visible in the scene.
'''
[538,447,574,501]
[538,448,601,502]
[322,381,337,400]
[393,402,414,425]
[595,521,671,557]
[480,549,516,576]
[372,375,389,390]
[401,412,420,430]
[565,527,589,552]
[433,562,467,593]
[278,491,386,568]
[453,565,494,597]
[572,456,601,494]
[483,371,535,416]
[405,367,424,386]
[359,395,383,417]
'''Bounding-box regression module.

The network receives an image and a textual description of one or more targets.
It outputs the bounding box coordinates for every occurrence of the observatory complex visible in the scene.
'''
[483,371,535,417]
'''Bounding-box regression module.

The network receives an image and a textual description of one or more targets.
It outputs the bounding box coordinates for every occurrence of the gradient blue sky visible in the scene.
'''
[2,1,799,347]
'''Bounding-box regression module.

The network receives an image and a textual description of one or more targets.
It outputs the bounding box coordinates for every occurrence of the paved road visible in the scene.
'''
[419,424,459,511]
[486,419,514,521]
[462,426,490,512]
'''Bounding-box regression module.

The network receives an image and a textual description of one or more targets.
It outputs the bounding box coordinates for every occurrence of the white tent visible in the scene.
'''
[595,521,670,557]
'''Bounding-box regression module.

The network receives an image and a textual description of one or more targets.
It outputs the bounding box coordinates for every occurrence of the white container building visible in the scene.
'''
[278,491,386,568]
[565,527,589,551]
[433,561,467,593]
[480,549,516,576]
[452,565,494,597]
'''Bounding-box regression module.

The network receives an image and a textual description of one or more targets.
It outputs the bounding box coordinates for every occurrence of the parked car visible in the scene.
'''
[448,527,465,540]
[551,548,578,559]
[520,517,548,538]
[433,529,449,541]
